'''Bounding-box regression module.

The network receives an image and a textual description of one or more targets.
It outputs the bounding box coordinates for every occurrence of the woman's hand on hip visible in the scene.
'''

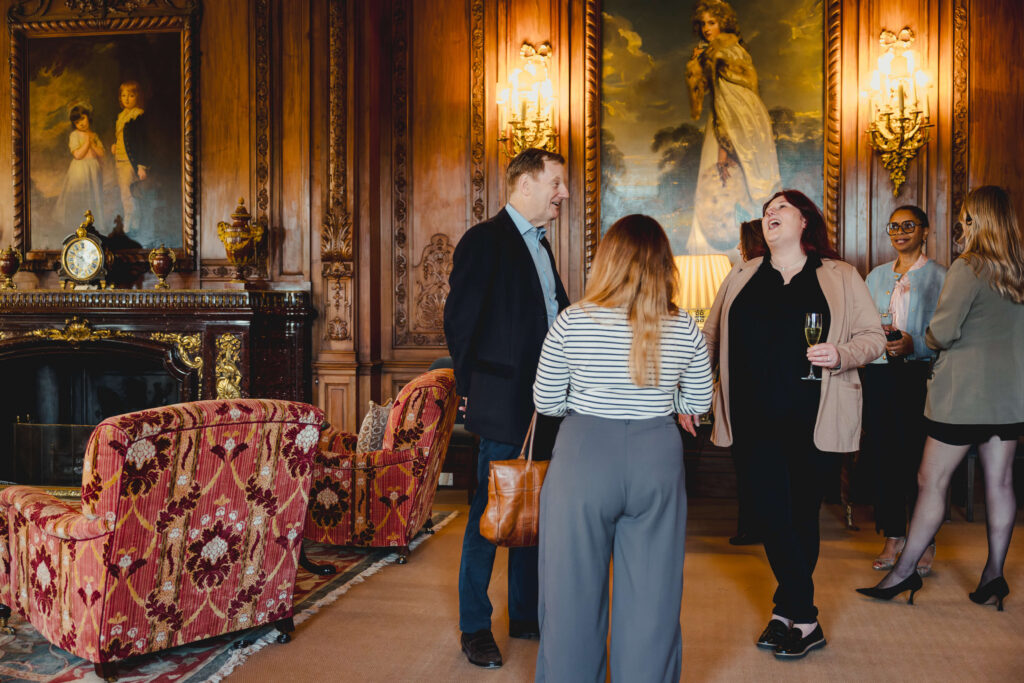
[678,413,700,437]
[808,342,841,369]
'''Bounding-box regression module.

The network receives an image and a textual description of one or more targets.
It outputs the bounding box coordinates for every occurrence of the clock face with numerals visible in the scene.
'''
[62,238,103,281]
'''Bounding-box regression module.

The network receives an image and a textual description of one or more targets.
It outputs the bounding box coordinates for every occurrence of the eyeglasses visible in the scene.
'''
[886,220,922,235]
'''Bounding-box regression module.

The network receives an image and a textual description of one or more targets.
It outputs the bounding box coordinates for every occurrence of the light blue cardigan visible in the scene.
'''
[864,258,947,362]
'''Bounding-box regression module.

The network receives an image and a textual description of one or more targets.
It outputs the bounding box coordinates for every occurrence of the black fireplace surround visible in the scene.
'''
[0,289,314,494]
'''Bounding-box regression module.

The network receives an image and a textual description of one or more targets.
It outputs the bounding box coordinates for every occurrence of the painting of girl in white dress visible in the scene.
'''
[684,0,780,254]
[601,0,824,260]
[53,104,106,231]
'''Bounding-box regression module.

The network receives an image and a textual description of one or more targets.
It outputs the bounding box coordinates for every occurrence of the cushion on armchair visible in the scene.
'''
[355,398,393,453]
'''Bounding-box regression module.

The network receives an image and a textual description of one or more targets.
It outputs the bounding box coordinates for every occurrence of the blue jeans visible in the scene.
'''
[458,437,540,633]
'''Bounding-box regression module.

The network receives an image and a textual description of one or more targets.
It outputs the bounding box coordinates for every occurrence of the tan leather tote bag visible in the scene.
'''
[479,412,548,547]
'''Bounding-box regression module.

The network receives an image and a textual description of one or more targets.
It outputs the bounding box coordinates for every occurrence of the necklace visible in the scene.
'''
[772,256,806,272]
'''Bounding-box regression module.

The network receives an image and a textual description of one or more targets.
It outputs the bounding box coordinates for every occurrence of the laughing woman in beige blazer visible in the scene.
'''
[858,185,1024,609]
[699,189,884,659]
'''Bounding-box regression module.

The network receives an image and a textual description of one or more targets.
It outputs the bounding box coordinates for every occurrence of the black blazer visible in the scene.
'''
[444,208,569,445]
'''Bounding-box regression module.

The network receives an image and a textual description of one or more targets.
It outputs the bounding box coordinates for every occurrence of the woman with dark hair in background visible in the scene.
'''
[701,190,883,658]
[861,205,946,574]
[729,217,766,546]
[858,185,1024,608]
[533,214,712,682]
[738,218,766,262]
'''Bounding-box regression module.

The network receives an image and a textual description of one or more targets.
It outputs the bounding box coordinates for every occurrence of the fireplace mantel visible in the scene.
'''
[0,289,315,402]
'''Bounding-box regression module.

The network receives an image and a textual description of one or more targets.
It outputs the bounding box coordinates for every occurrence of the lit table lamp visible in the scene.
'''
[674,254,733,328]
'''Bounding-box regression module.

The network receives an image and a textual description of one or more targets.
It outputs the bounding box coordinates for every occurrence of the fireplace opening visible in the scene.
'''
[0,341,194,489]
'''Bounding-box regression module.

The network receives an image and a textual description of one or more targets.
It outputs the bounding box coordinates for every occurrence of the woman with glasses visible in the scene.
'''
[858,185,1024,608]
[860,206,946,575]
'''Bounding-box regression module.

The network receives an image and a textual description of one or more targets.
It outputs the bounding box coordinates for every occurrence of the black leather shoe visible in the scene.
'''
[774,624,826,659]
[508,619,540,639]
[755,619,789,649]
[729,533,761,546]
[461,629,502,668]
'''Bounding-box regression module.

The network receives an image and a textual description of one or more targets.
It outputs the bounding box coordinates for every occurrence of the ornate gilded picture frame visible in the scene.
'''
[582,0,841,270]
[8,0,200,273]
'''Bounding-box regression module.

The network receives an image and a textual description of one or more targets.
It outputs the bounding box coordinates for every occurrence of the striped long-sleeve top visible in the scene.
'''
[533,303,714,419]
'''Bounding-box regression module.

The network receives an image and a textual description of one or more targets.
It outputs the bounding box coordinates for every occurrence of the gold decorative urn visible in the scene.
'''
[216,198,264,283]
[147,244,176,289]
[0,246,22,290]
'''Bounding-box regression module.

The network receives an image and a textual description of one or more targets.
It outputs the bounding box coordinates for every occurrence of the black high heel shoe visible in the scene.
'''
[856,572,923,604]
[969,577,1009,611]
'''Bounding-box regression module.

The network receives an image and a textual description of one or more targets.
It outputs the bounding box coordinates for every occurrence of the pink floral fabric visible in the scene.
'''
[304,369,458,549]
[0,399,324,665]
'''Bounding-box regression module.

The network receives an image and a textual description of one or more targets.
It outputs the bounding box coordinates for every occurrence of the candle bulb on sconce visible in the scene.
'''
[864,27,933,195]
[496,41,559,157]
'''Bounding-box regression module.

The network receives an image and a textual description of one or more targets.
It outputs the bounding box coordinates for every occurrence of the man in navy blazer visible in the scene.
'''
[444,148,570,668]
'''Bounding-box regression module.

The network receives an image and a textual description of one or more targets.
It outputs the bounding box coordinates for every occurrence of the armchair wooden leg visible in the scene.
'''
[274,616,295,644]
[0,603,13,635]
[94,661,118,681]
[298,545,336,575]
[395,546,411,564]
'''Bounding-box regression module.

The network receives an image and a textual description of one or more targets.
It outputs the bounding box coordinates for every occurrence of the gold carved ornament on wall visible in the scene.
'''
[150,332,203,398]
[215,333,243,399]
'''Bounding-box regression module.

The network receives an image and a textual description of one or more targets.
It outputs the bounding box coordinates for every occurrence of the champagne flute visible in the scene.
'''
[802,312,823,381]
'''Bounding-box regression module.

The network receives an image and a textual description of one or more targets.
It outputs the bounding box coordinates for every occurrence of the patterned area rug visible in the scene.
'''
[0,511,457,682]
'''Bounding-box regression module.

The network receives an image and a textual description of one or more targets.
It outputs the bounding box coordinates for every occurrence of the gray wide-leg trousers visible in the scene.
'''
[536,413,687,683]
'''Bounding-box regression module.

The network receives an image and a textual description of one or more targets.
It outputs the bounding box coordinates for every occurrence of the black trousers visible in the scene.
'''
[732,402,833,623]
[860,361,930,538]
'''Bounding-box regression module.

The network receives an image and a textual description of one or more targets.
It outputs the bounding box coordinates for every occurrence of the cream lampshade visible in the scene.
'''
[674,254,733,328]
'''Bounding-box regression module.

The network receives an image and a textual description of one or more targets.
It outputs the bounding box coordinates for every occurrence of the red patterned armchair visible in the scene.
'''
[0,399,325,680]
[304,369,458,563]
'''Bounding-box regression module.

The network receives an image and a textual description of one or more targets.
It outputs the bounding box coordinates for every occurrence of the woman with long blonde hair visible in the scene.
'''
[859,185,1024,609]
[533,214,712,682]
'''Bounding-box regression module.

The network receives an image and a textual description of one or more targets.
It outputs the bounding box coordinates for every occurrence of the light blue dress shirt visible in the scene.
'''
[506,203,558,328]
[864,257,947,362]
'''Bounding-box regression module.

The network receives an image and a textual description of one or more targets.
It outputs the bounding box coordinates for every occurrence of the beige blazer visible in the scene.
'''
[924,258,1024,424]
[702,256,886,452]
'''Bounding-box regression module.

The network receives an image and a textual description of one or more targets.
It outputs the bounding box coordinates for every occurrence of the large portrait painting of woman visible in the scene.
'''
[601,0,824,261]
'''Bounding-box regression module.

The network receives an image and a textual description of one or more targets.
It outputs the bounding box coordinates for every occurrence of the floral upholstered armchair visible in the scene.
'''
[0,399,324,680]
[304,369,458,563]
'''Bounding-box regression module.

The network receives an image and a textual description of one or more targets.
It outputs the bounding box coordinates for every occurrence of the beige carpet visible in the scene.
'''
[225,491,1024,682]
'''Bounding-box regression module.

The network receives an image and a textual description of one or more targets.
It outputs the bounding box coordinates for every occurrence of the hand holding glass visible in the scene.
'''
[802,312,823,381]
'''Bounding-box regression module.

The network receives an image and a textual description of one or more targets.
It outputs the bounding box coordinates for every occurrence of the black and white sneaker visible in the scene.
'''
[773,624,826,659]
[755,619,790,649]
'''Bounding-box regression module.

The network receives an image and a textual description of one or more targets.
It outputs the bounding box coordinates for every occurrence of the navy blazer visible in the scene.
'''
[444,208,570,444]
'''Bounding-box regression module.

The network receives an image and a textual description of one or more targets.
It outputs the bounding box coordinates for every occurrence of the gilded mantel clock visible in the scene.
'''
[58,211,110,289]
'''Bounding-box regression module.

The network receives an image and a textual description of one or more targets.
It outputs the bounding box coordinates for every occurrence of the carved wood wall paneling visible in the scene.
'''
[967,0,1024,227]
[275,0,313,279]
[320,0,355,351]
[391,0,466,350]
[950,0,969,260]
[580,0,599,291]
[470,0,486,224]
[390,0,411,347]
[197,0,254,274]
[316,370,357,435]
[823,0,842,251]
[251,0,272,279]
